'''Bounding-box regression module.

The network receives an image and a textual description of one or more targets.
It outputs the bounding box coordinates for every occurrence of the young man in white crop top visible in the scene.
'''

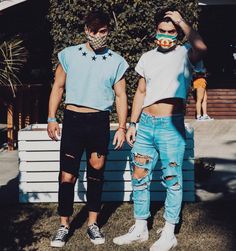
[47,10,129,247]
[113,8,207,251]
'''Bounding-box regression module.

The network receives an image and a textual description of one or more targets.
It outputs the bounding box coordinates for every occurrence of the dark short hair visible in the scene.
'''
[85,10,110,33]
[154,8,183,38]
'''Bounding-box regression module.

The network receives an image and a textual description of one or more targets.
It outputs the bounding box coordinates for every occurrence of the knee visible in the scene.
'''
[132,166,148,179]
[89,153,105,170]
[131,152,152,179]
[132,153,152,168]
[60,171,77,184]
[161,162,182,190]
[196,99,202,104]
[164,176,181,190]
[87,164,104,183]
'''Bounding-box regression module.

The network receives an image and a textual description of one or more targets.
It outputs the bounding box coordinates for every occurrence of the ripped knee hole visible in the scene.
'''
[133,153,152,165]
[65,153,75,159]
[132,166,148,179]
[169,162,178,167]
[87,176,101,182]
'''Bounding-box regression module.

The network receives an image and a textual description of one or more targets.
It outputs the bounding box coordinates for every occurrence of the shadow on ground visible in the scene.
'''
[0,178,53,251]
[195,157,236,201]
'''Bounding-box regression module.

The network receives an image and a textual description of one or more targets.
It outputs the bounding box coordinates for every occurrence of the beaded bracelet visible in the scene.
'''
[117,126,126,132]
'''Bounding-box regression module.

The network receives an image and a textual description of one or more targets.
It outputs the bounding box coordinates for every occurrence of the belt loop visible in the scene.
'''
[143,112,148,124]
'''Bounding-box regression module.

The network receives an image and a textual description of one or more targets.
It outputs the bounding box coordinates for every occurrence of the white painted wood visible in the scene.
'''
[0,0,27,11]
[19,191,195,203]
[19,181,194,193]
[18,123,195,203]
[18,139,194,151]
[19,170,194,182]
[18,149,194,162]
[19,160,194,171]
[18,123,194,140]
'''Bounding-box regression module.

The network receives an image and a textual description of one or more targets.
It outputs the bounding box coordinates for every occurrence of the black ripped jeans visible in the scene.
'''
[58,109,110,217]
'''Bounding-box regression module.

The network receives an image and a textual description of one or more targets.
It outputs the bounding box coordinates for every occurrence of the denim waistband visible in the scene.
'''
[141,112,184,120]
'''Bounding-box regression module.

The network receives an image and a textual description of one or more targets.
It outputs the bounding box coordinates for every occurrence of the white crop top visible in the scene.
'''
[135,43,194,108]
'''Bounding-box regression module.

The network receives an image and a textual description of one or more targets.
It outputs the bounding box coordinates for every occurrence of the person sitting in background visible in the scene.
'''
[193,63,214,121]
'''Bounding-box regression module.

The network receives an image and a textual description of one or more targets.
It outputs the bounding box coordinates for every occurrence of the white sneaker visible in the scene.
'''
[150,229,177,251]
[196,115,203,121]
[201,114,214,121]
[113,224,149,245]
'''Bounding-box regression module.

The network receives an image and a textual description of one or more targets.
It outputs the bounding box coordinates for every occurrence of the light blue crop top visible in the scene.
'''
[58,43,129,112]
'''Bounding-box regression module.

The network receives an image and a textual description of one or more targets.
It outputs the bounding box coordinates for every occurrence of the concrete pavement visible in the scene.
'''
[187,119,236,201]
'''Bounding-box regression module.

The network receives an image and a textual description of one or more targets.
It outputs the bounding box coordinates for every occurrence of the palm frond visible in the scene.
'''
[0,36,28,96]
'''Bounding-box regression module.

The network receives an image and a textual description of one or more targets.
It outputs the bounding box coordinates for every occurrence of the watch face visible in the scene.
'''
[129,122,136,127]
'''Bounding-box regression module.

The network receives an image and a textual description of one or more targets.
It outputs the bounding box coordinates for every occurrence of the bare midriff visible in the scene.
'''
[143,98,184,116]
[66,104,100,113]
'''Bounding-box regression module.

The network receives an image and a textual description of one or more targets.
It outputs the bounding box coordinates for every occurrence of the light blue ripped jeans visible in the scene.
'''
[131,112,186,224]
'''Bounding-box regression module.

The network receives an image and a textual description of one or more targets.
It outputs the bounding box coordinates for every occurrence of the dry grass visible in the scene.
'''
[0,200,235,251]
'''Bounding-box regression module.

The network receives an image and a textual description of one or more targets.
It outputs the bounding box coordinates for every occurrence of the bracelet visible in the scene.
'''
[47,117,57,123]
[129,122,136,128]
[117,126,126,132]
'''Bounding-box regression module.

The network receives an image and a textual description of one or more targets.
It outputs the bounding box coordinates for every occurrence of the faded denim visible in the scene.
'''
[130,112,186,224]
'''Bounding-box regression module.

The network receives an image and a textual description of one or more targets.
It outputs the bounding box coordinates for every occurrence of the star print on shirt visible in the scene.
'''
[78,47,82,51]
[82,52,87,56]
[102,56,107,60]
[108,52,113,57]
[92,56,97,61]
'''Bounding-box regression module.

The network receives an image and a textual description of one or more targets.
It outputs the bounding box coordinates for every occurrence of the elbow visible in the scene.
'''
[201,44,207,54]
[137,89,146,97]
[196,40,207,54]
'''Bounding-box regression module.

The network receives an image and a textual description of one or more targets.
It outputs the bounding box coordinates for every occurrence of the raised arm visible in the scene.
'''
[165,11,207,64]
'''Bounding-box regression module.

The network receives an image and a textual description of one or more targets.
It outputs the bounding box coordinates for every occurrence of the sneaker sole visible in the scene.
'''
[150,239,177,251]
[50,241,65,248]
[113,236,149,245]
[87,235,105,245]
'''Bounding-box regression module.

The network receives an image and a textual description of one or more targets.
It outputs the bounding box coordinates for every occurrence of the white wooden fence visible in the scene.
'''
[18,124,195,203]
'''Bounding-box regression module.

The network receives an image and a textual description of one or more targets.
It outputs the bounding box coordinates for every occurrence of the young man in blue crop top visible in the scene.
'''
[113,8,207,251]
[47,10,129,247]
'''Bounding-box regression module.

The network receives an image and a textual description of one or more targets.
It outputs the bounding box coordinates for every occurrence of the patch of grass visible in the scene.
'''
[0,200,235,251]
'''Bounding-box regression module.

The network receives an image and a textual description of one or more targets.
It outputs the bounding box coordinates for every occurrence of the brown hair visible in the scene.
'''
[85,10,110,33]
[154,8,183,40]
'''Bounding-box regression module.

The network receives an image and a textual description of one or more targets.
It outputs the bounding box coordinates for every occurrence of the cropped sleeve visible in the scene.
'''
[135,54,145,77]
[113,58,129,84]
[58,48,68,73]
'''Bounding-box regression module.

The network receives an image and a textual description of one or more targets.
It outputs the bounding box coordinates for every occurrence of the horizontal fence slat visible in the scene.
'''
[18,123,195,203]
[18,150,194,162]
[18,140,194,151]
[19,170,194,182]
[19,191,195,203]
[19,160,194,172]
[19,181,194,193]
[18,123,193,141]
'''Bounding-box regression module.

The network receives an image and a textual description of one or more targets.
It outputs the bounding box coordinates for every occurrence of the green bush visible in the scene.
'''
[48,0,200,122]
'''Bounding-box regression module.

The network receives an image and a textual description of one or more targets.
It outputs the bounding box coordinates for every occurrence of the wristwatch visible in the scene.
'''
[129,122,136,128]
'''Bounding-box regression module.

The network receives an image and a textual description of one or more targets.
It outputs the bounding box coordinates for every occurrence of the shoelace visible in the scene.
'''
[156,228,163,236]
[55,227,68,240]
[89,225,103,238]
[128,225,136,233]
